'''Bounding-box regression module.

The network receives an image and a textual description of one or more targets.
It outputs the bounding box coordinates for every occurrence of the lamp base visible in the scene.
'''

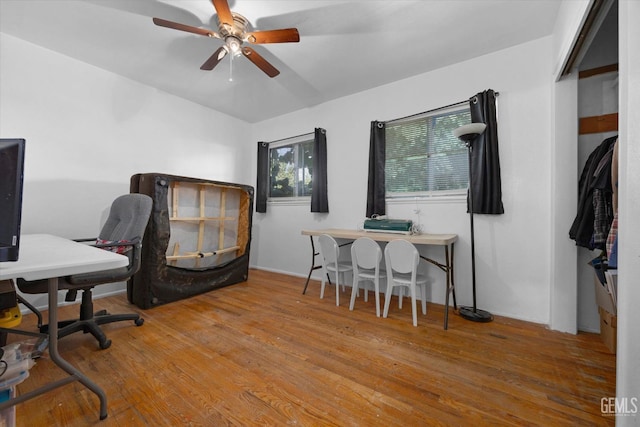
[459,306,494,323]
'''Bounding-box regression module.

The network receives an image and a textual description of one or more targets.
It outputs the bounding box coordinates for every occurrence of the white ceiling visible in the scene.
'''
[0,0,562,123]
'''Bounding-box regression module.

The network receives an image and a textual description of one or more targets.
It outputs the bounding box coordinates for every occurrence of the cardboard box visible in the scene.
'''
[594,273,616,315]
[594,274,617,353]
[598,307,617,354]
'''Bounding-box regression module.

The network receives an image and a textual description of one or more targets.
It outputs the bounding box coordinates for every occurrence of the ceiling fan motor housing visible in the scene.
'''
[219,13,249,55]
[219,13,250,39]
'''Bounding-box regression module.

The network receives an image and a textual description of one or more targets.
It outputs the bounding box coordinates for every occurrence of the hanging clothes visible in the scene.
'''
[606,138,619,268]
[606,212,618,268]
[591,147,614,247]
[611,138,619,214]
[569,135,617,249]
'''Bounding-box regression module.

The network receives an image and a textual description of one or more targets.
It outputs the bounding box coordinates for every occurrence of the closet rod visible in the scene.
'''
[385,92,499,125]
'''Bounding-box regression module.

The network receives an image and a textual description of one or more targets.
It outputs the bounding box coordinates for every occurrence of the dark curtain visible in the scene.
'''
[311,128,329,213]
[468,89,504,214]
[256,141,269,213]
[366,121,386,218]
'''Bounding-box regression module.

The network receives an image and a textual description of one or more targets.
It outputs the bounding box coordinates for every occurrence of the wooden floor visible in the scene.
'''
[9,269,616,426]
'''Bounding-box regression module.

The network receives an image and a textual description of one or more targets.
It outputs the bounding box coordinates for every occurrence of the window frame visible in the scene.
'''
[385,104,471,202]
[267,134,314,204]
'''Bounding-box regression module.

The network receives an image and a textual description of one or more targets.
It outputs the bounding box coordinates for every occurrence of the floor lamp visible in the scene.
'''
[453,123,494,323]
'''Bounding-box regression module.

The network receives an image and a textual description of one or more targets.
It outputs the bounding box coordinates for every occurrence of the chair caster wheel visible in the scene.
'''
[99,339,112,350]
[135,318,144,326]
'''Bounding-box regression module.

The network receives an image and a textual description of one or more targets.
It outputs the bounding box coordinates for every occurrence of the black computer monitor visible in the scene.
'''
[0,138,26,262]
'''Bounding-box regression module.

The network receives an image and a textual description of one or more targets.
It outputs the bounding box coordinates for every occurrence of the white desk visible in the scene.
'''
[0,234,128,420]
[301,229,458,329]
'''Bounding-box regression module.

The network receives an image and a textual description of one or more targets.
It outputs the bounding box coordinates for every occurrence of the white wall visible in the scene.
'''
[0,34,252,308]
[616,0,640,422]
[548,0,592,335]
[549,73,579,334]
[250,37,555,325]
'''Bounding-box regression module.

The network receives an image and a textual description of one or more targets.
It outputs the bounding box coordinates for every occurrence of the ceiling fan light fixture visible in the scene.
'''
[226,36,242,57]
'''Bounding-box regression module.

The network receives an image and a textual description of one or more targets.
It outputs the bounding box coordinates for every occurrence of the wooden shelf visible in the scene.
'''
[579,63,618,79]
[169,216,237,222]
[579,112,618,135]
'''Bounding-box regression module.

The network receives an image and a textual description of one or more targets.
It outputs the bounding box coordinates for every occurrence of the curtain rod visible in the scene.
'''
[264,131,314,145]
[384,91,500,125]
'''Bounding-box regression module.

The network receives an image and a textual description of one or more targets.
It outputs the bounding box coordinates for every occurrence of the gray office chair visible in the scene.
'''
[17,193,152,349]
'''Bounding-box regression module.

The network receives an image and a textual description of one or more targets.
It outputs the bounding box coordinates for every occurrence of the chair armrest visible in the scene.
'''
[92,237,141,251]
[73,237,98,243]
[66,238,143,286]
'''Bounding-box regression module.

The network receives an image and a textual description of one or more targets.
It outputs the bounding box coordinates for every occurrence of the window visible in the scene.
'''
[269,135,314,198]
[385,106,471,197]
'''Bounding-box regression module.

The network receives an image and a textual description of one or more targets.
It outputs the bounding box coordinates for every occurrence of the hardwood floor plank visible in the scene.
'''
[7,269,615,426]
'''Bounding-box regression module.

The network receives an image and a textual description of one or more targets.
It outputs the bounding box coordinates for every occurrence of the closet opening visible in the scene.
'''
[572,0,618,342]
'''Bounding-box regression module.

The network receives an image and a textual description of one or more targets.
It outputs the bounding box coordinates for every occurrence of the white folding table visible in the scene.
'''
[301,228,458,329]
[0,234,128,420]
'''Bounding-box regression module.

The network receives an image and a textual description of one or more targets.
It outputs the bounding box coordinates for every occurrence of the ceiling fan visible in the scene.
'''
[152,0,299,78]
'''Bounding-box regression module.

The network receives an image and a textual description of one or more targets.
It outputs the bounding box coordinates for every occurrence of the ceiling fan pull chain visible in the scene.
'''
[229,53,233,82]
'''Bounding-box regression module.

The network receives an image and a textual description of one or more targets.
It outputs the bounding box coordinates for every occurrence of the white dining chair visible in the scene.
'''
[383,239,430,326]
[317,234,352,306]
[349,237,386,316]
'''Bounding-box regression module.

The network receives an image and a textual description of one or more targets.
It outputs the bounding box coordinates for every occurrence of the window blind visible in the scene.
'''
[385,107,471,195]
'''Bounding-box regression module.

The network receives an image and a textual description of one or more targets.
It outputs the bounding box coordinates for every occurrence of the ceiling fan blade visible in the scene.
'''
[245,28,300,44]
[153,17,219,38]
[242,47,279,78]
[200,47,228,71]
[212,0,234,27]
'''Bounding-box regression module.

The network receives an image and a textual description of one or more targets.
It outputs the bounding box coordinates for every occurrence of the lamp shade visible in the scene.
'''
[453,123,487,142]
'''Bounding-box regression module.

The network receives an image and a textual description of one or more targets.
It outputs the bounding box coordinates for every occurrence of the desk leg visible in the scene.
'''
[443,243,457,331]
[450,243,457,309]
[302,236,331,294]
[47,278,109,420]
[0,279,111,418]
[303,236,318,294]
[444,246,450,330]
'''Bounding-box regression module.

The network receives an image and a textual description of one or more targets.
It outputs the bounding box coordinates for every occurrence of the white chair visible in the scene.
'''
[383,239,430,327]
[349,237,386,316]
[317,234,352,306]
